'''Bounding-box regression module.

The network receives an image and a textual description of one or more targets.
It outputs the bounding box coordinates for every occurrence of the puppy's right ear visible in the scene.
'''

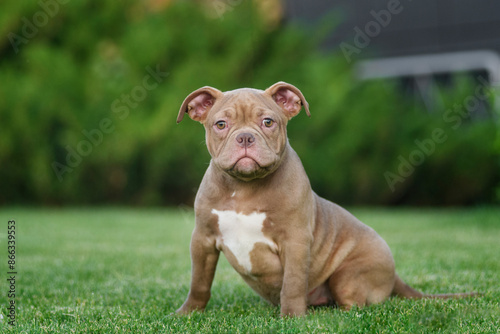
[265,81,310,119]
[177,86,223,123]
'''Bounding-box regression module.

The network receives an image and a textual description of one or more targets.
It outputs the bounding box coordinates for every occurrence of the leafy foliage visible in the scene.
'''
[0,0,498,205]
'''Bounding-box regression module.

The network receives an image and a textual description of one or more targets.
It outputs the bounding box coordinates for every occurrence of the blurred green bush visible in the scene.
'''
[0,0,498,206]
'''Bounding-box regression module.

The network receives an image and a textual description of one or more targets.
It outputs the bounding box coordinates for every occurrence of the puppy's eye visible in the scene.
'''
[215,121,226,130]
[263,118,274,128]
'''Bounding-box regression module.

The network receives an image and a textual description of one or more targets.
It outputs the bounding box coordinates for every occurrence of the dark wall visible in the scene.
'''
[285,0,500,58]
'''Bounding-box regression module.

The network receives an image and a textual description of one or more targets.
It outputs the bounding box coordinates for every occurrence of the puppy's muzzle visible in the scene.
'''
[236,132,256,148]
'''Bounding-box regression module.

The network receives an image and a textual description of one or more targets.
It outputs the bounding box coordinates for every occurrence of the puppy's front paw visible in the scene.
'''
[280,304,307,317]
[175,306,191,315]
[176,300,207,315]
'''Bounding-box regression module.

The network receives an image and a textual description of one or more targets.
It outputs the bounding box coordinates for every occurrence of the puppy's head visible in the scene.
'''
[177,82,310,181]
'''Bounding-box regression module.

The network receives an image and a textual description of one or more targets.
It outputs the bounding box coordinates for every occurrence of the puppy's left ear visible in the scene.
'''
[265,81,310,119]
[177,86,223,123]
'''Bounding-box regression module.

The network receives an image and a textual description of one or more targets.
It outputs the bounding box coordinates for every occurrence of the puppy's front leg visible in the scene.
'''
[176,226,220,314]
[280,235,311,317]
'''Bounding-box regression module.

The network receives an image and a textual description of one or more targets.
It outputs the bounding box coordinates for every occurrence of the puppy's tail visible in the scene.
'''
[391,274,479,300]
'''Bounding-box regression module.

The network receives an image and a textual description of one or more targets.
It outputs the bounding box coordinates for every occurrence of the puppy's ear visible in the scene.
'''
[177,86,223,123]
[265,81,310,119]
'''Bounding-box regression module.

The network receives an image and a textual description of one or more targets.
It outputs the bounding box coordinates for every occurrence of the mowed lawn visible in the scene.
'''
[1,207,499,333]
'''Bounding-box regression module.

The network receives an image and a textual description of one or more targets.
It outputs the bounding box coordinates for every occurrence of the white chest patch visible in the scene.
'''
[212,209,276,273]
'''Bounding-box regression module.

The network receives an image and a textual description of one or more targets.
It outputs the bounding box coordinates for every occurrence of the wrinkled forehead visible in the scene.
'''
[208,88,281,122]
[218,88,278,117]
[219,88,278,111]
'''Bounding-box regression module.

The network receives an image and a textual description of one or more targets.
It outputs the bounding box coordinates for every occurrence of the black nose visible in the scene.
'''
[236,132,255,148]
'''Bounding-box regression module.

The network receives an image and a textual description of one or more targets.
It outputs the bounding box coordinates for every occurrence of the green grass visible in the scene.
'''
[0,207,499,333]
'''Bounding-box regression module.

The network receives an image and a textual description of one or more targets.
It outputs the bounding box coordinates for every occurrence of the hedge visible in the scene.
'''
[0,0,498,206]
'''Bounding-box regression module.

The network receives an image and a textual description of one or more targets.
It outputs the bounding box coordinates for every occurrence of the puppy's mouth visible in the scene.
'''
[231,155,262,174]
[222,154,276,181]
[214,140,282,181]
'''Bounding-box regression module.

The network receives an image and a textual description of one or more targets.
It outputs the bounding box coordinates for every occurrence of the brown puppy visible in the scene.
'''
[176,82,474,317]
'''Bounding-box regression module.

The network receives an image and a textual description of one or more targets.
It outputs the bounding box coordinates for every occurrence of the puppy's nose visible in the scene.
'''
[236,132,255,148]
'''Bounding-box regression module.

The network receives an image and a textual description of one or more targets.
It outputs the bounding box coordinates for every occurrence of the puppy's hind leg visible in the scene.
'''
[327,260,395,309]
